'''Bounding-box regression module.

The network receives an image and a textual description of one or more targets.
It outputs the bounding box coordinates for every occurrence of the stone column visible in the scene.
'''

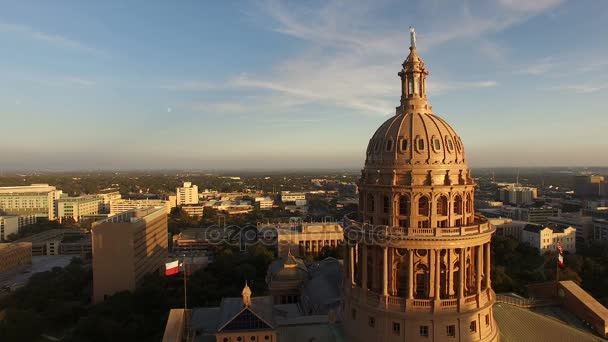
[361,244,368,291]
[383,247,389,296]
[458,248,465,299]
[429,249,435,298]
[434,249,441,299]
[448,249,454,297]
[408,249,414,299]
[349,243,356,286]
[476,245,482,294]
[485,243,491,289]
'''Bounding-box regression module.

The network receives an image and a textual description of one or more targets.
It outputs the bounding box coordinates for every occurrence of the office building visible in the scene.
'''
[497,186,538,206]
[521,224,576,255]
[500,205,561,225]
[55,195,103,222]
[255,197,275,210]
[342,29,498,341]
[110,198,174,215]
[548,213,594,247]
[0,216,19,241]
[176,182,199,205]
[593,218,608,241]
[574,175,606,198]
[91,207,168,303]
[97,188,121,213]
[0,184,63,220]
[0,242,32,273]
[180,204,204,218]
[14,229,89,256]
[280,191,306,203]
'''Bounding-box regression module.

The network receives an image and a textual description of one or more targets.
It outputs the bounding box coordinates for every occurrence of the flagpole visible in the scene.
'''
[183,255,188,311]
[183,255,188,340]
[556,252,559,283]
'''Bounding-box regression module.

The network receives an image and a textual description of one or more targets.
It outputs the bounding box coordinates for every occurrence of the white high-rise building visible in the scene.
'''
[176,182,199,205]
[55,195,103,222]
[0,184,63,220]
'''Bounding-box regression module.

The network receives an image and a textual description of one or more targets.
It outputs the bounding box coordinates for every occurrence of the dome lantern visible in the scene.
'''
[398,26,430,111]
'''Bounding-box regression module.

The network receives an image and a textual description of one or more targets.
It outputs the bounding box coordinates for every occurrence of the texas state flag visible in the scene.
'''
[165,260,180,276]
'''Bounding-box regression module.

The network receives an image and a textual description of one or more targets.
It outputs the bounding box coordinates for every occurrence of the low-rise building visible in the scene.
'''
[0,216,19,241]
[500,206,561,225]
[92,207,168,303]
[110,198,174,215]
[488,218,528,241]
[13,229,90,256]
[281,191,306,203]
[211,200,253,215]
[255,197,275,210]
[55,195,103,222]
[0,242,32,273]
[521,224,576,255]
[261,222,344,258]
[180,204,204,218]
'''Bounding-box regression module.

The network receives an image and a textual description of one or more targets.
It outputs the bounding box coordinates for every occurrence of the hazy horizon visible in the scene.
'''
[2,0,608,169]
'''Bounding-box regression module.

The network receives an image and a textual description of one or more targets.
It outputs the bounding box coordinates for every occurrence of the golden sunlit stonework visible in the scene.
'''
[343,28,499,342]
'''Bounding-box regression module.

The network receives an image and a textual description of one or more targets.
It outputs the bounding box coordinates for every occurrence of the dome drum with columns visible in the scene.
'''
[343,28,499,342]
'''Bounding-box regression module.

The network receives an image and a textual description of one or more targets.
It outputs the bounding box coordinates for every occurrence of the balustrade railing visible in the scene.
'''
[343,218,491,238]
[350,288,498,312]
[465,295,477,304]
[412,299,432,308]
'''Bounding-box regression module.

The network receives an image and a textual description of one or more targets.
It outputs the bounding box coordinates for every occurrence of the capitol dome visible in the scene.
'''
[365,112,466,168]
[343,27,498,342]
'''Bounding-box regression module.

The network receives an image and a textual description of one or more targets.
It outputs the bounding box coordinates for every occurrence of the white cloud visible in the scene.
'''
[159,81,221,91]
[497,0,564,13]
[168,0,562,116]
[0,21,99,54]
[550,83,608,94]
[522,57,556,75]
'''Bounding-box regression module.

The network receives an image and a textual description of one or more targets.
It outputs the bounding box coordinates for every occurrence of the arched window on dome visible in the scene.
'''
[383,196,390,214]
[454,195,463,215]
[386,139,393,152]
[465,193,472,214]
[367,194,375,213]
[418,196,429,216]
[399,195,410,216]
[400,138,408,151]
[436,196,448,216]
[415,263,429,299]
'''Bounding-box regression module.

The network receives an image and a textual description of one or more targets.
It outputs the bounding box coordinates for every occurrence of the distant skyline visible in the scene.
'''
[1,0,607,169]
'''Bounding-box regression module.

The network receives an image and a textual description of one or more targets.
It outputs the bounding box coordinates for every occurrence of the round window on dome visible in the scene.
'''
[386,139,393,152]
[400,138,408,152]
[431,135,441,152]
[445,136,454,152]
[415,135,425,153]
[455,137,462,152]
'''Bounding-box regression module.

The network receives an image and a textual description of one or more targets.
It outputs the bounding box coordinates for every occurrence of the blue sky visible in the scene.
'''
[1,0,607,170]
